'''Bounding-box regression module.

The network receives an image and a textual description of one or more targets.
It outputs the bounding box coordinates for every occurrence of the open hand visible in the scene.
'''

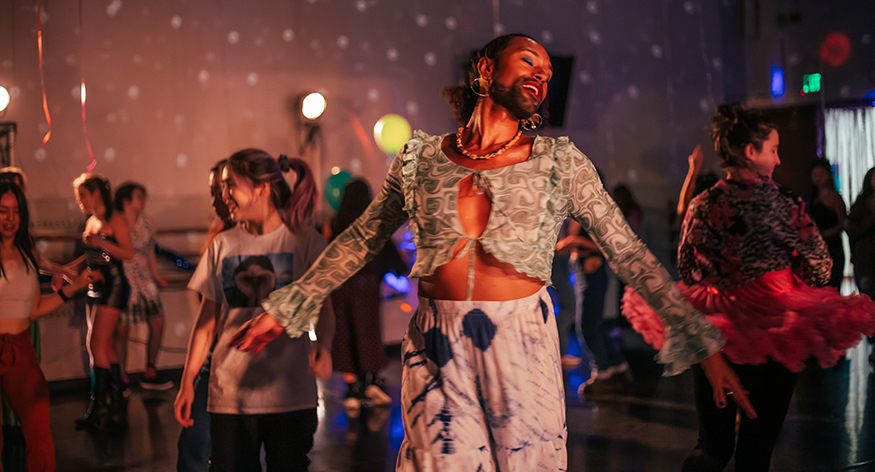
[700,352,757,419]
[228,312,285,354]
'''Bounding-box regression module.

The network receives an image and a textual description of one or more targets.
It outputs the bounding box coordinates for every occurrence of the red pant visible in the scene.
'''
[0,330,55,472]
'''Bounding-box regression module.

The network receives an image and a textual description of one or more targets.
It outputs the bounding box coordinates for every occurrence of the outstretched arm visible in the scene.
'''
[255,150,410,340]
[566,144,755,418]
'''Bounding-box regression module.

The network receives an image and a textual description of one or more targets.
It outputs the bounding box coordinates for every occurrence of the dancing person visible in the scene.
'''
[174,151,334,472]
[176,159,235,472]
[623,103,875,471]
[0,181,100,471]
[809,158,847,289]
[328,179,407,411]
[230,34,753,471]
[112,182,174,391]
[847,167,875,363]
[70,173,134,430]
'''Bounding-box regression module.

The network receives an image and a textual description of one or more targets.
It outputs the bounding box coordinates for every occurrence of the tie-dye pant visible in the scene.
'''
[397,287,567,472]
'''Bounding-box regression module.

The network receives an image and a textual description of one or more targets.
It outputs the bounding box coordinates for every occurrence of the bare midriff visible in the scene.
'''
[0,318,32,335]
[417,135,545,301]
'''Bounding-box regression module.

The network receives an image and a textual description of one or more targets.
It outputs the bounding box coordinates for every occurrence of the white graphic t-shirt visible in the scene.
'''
[188,224,326,414]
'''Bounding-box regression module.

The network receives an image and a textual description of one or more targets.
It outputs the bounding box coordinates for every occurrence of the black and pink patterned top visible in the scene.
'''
[679,177,832,290]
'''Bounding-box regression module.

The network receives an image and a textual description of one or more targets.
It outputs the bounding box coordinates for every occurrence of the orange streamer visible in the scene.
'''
[37,0,51,146]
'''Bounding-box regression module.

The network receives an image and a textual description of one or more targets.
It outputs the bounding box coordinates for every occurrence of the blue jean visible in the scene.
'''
[551,254,578,357]
[578,260,625,371]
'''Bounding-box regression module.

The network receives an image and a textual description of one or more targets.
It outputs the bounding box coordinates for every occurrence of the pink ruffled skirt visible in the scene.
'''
[622,268,875,372]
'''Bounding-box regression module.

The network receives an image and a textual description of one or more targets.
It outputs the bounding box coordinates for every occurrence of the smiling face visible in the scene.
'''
[485,37,553,120]
[75,185,97,214]
[0,192,20,242]
[745,129,781,177]
[221,166,262,223]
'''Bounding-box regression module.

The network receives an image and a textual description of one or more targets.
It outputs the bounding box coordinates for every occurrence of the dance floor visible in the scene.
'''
[8,334,874,471]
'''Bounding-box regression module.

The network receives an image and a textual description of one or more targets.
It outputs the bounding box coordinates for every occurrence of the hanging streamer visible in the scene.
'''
[37,0,51,146]
[79,0,96,172]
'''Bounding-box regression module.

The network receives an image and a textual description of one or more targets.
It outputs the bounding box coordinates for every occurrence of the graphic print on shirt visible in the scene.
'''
[221,253,294,308]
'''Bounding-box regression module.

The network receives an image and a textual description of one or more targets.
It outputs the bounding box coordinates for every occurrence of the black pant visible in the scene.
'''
[210,408,318,472]
[683,361,797,472]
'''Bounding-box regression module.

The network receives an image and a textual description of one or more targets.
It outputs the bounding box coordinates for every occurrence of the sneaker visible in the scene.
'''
[140,368,175,391]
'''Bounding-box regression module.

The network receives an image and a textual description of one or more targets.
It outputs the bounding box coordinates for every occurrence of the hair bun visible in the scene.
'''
[277,154,291,173]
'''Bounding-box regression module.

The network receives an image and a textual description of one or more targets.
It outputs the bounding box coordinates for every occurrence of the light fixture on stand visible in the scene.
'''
[296,92,327,198]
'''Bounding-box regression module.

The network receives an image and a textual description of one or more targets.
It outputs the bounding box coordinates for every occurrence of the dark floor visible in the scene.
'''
[7,335,875,472]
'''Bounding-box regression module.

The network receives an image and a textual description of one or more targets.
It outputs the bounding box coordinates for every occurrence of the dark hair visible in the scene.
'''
[0,182,38,278]
[113,181,147,212]
[331,179,372,241]
[442,34,535,125]
[73,173,114,219]
[711,103,776,169]
[859,167,875,202]
[0,167,27,193]
[226,149,317,232]
[810,158,837,191]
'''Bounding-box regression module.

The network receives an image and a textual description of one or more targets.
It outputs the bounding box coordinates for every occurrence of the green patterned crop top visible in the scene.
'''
[262,130,724,375]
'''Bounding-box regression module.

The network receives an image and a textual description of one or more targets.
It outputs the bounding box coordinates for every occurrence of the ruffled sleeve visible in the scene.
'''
[564,142,724,375]
[261,144,411,338]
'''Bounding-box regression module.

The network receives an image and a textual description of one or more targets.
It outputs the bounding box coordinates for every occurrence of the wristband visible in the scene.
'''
[57,286,71,302]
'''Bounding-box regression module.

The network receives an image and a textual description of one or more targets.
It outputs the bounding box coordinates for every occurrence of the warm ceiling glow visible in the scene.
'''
[0,87,9,112]
[301,92,326,120]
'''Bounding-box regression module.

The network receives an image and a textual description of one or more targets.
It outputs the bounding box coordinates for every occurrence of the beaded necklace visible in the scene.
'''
[455,127,522,160]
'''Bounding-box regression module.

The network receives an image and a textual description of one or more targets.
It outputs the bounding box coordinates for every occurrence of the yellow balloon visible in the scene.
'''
[374,114,412,154]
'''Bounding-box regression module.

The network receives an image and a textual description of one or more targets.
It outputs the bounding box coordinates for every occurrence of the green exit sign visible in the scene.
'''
[802,73,821,94]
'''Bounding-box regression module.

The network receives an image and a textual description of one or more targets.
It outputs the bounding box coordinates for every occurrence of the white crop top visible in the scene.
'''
[0,265,38,320]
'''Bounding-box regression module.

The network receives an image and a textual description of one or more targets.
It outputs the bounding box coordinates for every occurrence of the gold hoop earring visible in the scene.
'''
[520,113,542,131]
[471,77,490,97]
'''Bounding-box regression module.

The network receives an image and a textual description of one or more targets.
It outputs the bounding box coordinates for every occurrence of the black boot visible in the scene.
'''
[108,363,128,427]
[75,367,111,430]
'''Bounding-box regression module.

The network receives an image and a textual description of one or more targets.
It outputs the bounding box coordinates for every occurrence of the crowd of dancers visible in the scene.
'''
[0,33,872,472]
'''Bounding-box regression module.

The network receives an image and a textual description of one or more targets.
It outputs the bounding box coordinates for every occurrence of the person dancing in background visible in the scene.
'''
[809,158,847,289]
[231,34,753,471]
[847,167,875,363]
[624,103,875,471]
[0,181,99,471]
[176,159,236,472]
[69,173,134,430]
[174,151,334,472]
[112,182,174,391]
[328,179,407,411]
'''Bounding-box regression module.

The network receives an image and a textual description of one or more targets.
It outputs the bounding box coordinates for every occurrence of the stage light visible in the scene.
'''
[301,92,326,120]
[0,86,9,112]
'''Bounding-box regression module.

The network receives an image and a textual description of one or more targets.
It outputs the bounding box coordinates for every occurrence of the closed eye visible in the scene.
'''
[523,57,533,66]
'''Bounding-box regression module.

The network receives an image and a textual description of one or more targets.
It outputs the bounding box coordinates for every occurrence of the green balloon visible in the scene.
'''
[374,114,412,154]
[324,170,353,211]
